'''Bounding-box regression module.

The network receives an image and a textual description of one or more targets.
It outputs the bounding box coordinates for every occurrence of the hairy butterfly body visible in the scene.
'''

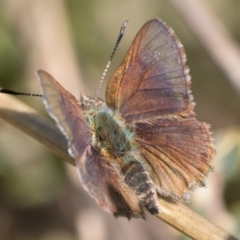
[37,18,215,219]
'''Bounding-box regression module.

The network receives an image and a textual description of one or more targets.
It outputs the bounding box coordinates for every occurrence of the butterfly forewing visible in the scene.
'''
[106,19,193,122]
[37,70,90,158]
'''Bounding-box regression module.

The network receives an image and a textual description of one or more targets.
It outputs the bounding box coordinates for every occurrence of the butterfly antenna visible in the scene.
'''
[0,89,42,97]
[94,19,129,101]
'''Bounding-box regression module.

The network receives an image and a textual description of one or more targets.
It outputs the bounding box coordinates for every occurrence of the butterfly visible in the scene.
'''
[37,18,215,219]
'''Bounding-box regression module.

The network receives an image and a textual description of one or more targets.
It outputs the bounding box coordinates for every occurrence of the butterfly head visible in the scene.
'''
[79,93,105,113]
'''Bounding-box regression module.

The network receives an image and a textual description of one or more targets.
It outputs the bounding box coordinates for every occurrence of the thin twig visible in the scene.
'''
[0,93,238,240]
[0,93,75,166]
[170,0,240,94]
[157,198,238,240]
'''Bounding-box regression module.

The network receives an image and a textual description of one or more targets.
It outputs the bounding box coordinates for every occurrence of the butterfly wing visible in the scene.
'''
[105,19,215,199]
[79,147,145,218]
[135,118,215,200]
[37,70,90,158]
[106,18,193,122]
[37,70,144,218]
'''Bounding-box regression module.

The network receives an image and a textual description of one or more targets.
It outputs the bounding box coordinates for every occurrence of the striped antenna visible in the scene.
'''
[94,19,129,101]
[0,89,42,97]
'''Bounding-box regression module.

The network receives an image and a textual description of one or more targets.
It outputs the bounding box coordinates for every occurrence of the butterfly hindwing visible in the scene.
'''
[78,147,145,219]
[135,117,215,200]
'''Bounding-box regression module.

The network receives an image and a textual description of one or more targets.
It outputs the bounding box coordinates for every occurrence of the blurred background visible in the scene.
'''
[0,0,240,239]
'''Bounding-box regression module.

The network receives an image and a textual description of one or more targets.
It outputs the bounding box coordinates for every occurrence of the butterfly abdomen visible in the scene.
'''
[121,160,160,214]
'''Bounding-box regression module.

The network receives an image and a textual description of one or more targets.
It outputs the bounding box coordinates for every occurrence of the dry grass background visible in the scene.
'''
[0,0,240,239]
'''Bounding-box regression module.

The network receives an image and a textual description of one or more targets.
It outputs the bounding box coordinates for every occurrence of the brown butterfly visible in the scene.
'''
[37,18,215,219]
